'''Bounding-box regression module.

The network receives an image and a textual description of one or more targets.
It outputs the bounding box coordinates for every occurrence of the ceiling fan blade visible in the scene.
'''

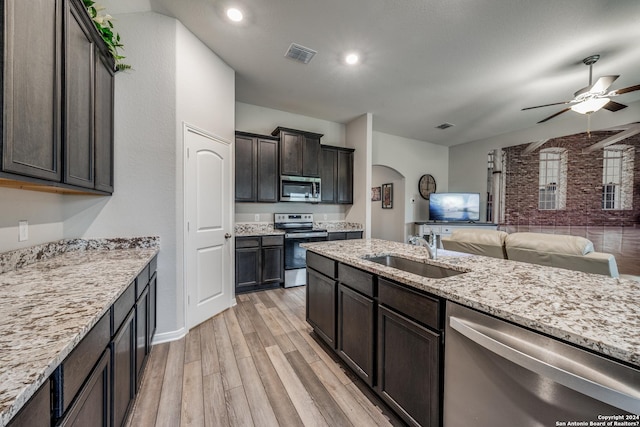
[612,84,640,95]
[589,75,619,93]
[602,100,627,112]
[522,101,571,111]
[537,107,571,124]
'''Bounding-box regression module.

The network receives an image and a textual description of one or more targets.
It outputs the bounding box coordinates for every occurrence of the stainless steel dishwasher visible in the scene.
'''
[444,301,640,426]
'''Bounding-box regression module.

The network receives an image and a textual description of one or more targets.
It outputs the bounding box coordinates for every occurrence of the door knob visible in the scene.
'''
[225,233,232,239]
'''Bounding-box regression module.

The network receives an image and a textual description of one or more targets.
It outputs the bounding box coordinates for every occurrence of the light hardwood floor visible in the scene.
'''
[127,286,403,427]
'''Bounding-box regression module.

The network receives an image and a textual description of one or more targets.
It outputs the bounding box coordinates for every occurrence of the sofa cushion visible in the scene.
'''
[505,232,594,255]
[505,232,618,277]
[441,229,508,259]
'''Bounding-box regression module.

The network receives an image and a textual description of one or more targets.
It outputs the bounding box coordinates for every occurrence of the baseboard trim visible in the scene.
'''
[151,327,187,345]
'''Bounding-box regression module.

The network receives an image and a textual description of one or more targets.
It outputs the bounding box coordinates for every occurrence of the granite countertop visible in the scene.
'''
[234,221,364,237]
[302,239,640,367]
[0,238,159,427]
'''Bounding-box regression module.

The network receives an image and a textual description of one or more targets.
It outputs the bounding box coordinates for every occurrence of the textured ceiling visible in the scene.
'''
[115,0,640,146]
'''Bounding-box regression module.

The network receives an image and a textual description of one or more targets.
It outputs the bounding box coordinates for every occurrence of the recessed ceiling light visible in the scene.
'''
[226,7,243,22]
[345,53,359,65]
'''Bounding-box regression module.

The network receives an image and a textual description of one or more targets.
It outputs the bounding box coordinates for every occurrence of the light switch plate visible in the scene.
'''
[254,214,260,222]
[18,220,28,242]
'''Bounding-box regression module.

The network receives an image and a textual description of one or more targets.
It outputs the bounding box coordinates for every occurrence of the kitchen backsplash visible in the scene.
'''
[0,237,160,275]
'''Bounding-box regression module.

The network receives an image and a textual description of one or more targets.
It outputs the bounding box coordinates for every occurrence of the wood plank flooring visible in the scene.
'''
[127,286,403,427]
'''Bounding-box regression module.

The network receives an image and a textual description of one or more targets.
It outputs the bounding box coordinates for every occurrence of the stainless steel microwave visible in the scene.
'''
[280,175,321,202]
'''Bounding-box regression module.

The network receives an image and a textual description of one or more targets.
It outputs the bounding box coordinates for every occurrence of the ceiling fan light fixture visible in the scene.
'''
[571,97,610,115]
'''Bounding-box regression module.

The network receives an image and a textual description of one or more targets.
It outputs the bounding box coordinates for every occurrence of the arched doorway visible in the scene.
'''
[372,165,405,242]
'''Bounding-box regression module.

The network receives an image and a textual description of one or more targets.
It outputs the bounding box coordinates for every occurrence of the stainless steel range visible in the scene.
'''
[275,213,328,288]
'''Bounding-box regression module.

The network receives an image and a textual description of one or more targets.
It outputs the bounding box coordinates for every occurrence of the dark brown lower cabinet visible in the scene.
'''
[135,286,149,388]
[58,349,110,427]
[328,231,363,241]
[337,284,375,386]
[7,379,51,427]
[149,273,157,346]
[306,268,337,347]
[235,236,284,293]
[377,305,440,427]
[111,309,135,427]
[235,246,260,289]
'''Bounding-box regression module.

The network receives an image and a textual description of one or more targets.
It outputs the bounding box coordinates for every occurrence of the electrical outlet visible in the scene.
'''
[18,220,28,242]
[323,214,327,220]
[254,214,260,222]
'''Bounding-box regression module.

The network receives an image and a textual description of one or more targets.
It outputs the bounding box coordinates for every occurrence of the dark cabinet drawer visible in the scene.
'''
[7,379,50,427]
[57,349,110,427]
[338,263,374,297]
[378,278,441,330]
[307,251,337,279]
[135,264,150,299]
[149,255,158,276]
[112,281,135,336]
[345,231,362,239]
[236,236,260,248]
[328,232,346,241]
[53,312,110,417]
[261,235,284,247]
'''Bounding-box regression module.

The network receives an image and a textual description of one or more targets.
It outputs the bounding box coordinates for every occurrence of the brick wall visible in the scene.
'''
[503,131,640,226]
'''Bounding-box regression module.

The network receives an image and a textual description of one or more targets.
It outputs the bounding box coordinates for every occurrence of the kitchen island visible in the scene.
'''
[0,238,159,427]
[303,238,640,425]
[303,238,640,366]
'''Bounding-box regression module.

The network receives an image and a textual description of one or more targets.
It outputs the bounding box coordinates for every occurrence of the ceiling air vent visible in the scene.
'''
[285,43,317,64]
[436,123,454,130]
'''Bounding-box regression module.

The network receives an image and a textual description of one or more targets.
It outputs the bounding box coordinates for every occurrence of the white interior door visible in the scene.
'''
[184,124,232,330]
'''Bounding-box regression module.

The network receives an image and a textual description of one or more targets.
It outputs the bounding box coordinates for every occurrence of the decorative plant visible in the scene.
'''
[82,0,131,71]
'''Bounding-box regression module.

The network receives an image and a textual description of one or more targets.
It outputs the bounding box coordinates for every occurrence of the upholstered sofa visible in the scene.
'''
[441,229,620,277]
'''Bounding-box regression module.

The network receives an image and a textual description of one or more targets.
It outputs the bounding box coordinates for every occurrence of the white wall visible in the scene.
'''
[372,131,449,236]
[0,188,65,251]
[448,104,640,222]
[345,114,372,236]
[371,166,405,242]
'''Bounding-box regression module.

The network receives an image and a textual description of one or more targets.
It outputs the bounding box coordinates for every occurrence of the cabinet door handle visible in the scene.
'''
[225,233,232,239]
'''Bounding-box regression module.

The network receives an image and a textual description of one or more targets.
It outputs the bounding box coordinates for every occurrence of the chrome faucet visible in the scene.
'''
[408,233,437,259]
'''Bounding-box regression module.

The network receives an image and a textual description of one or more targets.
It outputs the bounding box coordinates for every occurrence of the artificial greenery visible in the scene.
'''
[82,0,131,71]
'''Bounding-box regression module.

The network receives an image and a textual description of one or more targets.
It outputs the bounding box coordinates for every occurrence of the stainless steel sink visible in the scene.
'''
[365,255,466,279]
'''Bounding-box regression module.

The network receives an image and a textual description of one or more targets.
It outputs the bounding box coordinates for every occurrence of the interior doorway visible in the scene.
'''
[184,124,233,330]
[372,165,406,242]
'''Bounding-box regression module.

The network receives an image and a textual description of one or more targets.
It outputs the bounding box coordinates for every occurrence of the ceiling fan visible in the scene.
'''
[522,55,640,124]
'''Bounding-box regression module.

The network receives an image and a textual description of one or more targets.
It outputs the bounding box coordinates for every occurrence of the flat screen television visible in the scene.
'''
[429,192,480,222]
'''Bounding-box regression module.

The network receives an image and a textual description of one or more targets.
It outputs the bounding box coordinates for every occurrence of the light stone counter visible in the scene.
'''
[302,239,640,367]
[0,238,159,427]
[234,221,363,237]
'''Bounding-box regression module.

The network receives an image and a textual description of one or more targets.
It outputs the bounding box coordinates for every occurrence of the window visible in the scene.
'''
[538,148,567,210]
[602,146,634,210]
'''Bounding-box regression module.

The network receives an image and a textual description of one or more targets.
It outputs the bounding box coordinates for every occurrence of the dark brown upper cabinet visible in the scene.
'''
[235,131,279,203]
[320,145,354,204]
[0,0,115,194]
[65,0,95,188]
[2,0,63,182]
[271,127,323,177]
